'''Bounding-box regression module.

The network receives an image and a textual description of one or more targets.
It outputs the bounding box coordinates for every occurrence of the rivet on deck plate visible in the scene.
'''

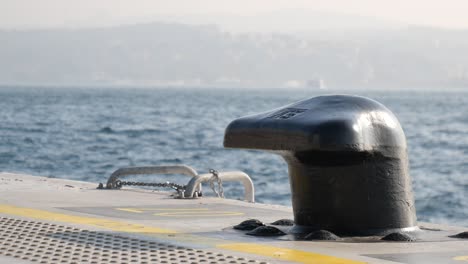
[304,230,340,241]
[381,232,415,242]
[449,231,468,239]
[270,219,294,226]
[233,219,264,231]
[246,226,286,236]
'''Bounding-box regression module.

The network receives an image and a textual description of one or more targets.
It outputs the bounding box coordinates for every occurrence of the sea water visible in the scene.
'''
[0,86,466,227]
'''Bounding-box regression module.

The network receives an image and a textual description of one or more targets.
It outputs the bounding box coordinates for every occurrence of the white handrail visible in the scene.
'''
[184,171,255,203]
[106,165,200,192]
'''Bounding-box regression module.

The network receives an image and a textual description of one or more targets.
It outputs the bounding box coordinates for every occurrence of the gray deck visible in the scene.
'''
[1,172,467,263]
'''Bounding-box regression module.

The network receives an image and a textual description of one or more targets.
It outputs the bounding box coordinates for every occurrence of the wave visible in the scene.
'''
[98,127,162,136]
[0,127,45,133]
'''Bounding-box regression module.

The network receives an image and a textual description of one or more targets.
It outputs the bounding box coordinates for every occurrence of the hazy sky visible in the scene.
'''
[2,0,468,30]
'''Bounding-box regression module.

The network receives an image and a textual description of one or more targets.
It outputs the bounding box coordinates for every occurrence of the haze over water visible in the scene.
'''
[0,87,466,227]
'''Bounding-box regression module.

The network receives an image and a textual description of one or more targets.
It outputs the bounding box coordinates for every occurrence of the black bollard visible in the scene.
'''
[224,95,418,236]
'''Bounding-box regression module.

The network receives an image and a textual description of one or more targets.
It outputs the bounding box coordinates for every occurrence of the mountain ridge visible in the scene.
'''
[1,21,467,89]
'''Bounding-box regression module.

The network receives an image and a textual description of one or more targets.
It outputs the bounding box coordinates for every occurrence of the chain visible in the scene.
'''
[209,169,224,198]
[115,180,186,191]
[112,169,224,199]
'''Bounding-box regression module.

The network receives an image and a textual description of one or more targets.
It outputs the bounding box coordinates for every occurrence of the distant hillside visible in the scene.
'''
[1,22,467,89]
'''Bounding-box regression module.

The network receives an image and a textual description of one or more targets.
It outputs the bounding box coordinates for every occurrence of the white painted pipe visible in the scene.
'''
[106,165,200,192]
[185,171,255,203]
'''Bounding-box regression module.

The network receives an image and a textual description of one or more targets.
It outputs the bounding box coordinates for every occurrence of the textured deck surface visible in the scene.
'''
[0,172,467,264]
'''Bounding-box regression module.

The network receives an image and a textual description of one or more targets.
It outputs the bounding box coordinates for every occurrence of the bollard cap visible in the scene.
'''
[224,95,406,152]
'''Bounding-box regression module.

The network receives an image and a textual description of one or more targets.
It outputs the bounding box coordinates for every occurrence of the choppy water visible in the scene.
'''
[0,87,467,227]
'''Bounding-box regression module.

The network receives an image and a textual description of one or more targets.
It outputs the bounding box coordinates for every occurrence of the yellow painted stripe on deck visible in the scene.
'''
[115,207,145,213]
[116,208,212,213]
[218,243,365,264]
[0,204,363,264]
[154,211,244,217]
[454,255,468,261]
[0,204,176,234]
